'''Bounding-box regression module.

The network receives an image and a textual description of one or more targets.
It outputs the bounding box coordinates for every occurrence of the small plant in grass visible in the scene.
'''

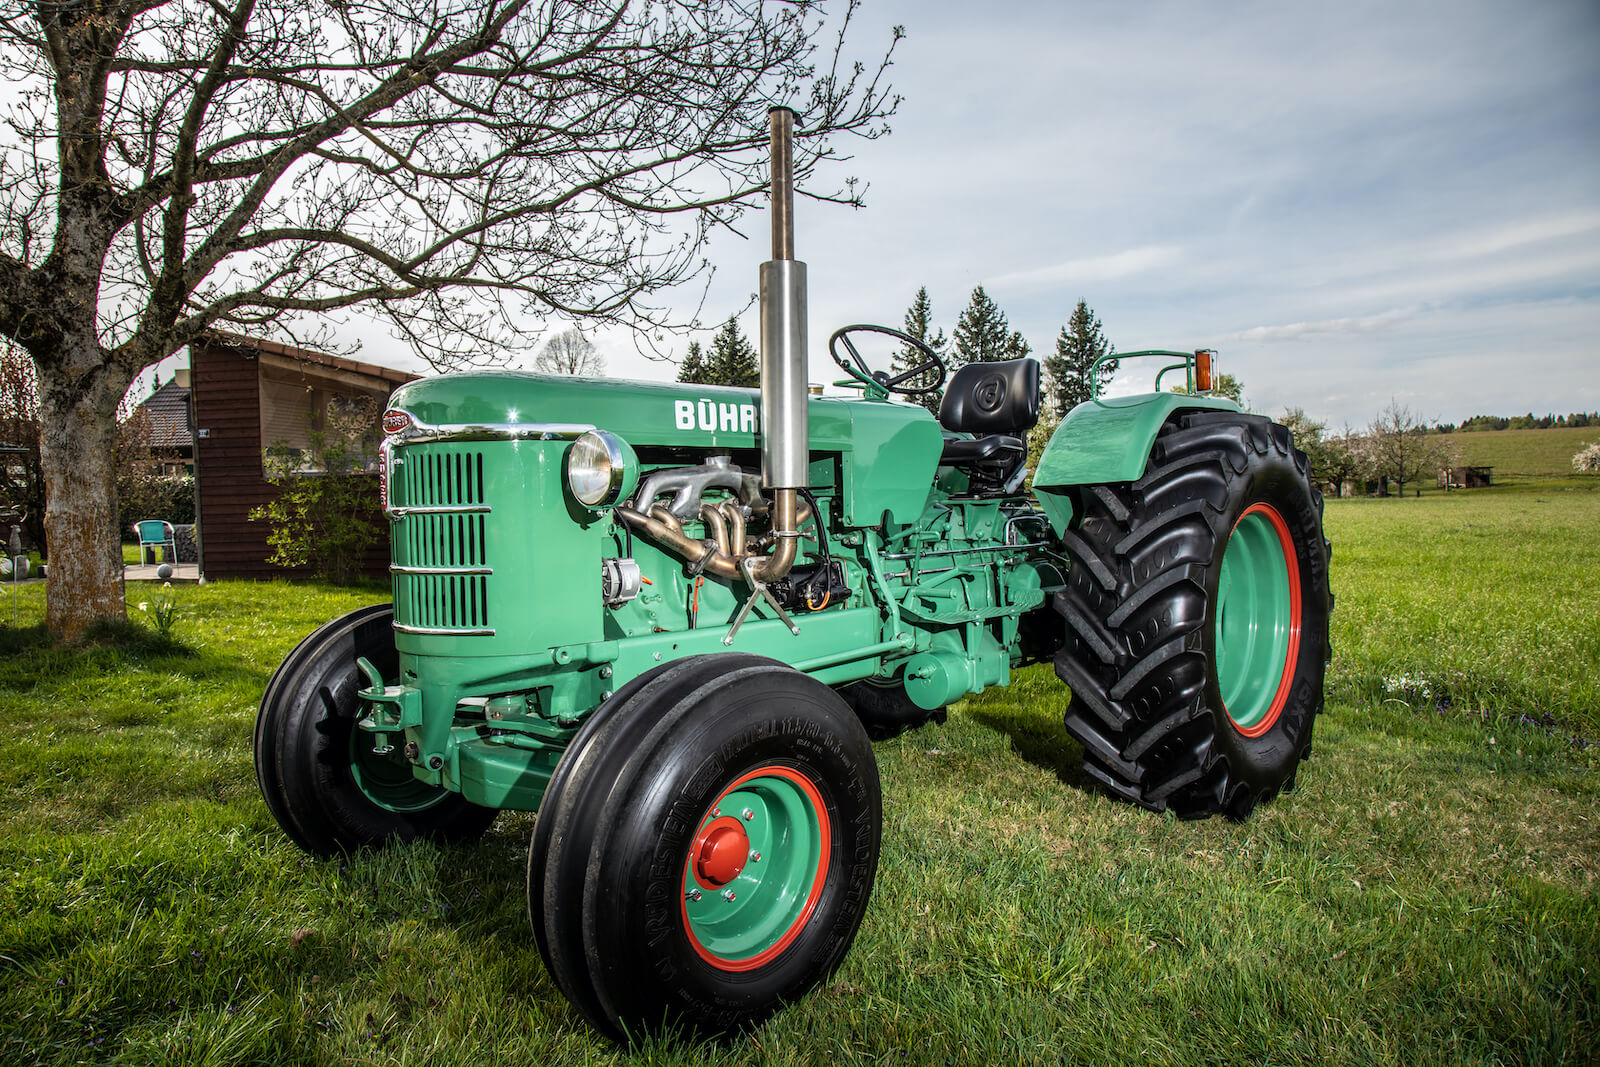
[1572,441,1600,472]
[136,582,182,638]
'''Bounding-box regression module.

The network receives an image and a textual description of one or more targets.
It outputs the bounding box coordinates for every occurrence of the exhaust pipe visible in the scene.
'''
[760,106,808,492]
[620,109,806,589]
[753,107,807,583]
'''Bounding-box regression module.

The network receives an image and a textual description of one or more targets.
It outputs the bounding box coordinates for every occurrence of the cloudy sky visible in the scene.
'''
[578,0,1598,427]
[166,0,1595,429]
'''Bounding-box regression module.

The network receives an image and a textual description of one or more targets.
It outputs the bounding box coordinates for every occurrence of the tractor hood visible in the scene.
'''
[386,372,944,525]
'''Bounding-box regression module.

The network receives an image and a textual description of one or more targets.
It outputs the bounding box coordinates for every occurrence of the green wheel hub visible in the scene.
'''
[349,733,450,814]
[1215,503,1302,737]
[681,765,830,971]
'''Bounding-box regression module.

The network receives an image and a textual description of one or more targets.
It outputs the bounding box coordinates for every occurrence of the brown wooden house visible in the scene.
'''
[189,332,418,580]
[1437,465,1494,490]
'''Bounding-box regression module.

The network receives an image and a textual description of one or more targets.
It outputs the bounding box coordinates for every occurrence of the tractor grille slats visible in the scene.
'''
[391,446,492,635]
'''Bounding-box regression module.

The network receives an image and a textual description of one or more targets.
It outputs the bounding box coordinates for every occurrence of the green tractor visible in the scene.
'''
[255,109,1330,1039]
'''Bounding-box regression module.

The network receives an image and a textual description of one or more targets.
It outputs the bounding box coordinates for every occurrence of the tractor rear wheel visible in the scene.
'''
[527,653,880,1040]
[837,677,946,739]
[1052,411,1331,819]
[255,603,496,855]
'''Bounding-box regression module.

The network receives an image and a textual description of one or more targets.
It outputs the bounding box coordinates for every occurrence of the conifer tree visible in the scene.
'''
[951,286,1017,366]
[676,320,758,387]
[894,286,948,413]
[677,341,708,384]
[700,317,760,387]
[1046,300,1116,416]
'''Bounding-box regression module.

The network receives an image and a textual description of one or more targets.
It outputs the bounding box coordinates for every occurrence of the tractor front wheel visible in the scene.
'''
[527,653,881,1040]
[1053,411,1332,819]
[254,603,496,855]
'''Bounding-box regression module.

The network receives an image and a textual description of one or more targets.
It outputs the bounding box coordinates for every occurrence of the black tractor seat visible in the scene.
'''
[937,357,1041,495]
[939,433,1025,466]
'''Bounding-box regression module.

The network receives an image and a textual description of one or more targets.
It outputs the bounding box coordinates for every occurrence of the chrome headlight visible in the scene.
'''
[566,430,638,509]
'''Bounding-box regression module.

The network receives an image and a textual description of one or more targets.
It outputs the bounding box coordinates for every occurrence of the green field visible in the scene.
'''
[1,489,1596,1066]
[1437,425,1600,485]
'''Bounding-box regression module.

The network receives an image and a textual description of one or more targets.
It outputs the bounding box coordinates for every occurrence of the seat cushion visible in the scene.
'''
[940,434,1023,467]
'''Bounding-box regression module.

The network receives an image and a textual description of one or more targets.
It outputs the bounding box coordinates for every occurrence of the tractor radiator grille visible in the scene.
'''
[390,446,493,636]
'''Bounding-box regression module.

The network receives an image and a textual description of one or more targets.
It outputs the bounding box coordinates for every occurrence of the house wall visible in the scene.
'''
[189,337,404,581]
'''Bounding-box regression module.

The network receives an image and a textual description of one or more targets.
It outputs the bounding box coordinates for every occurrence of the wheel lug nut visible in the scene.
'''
[750,851,761,862]
[686,889,701,902]
[723,890,736,902]
[712,808,720,817]
[742,808,754,821]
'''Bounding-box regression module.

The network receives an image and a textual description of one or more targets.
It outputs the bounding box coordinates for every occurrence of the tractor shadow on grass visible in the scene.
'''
[964,703,1097,795]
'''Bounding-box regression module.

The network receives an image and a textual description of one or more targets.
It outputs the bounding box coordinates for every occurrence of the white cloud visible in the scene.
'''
[1224,308,1418,344]
[987,245,1184,290]
[1424,211,1600,263]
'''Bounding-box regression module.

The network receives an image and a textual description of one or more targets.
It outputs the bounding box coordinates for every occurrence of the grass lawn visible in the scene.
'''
[1439,426,1599,485]
[1,490,1596,1065]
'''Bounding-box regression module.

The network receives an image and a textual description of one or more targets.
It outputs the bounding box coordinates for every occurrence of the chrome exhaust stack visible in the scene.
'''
[753,105,807,583]
[616,108,807,616]
[760,106,809,493]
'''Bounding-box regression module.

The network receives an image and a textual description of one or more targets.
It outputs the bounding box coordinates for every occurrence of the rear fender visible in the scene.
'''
[1032,393,1239,535]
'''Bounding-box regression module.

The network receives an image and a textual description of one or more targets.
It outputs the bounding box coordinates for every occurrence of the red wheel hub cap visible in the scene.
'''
[692,817,750,887]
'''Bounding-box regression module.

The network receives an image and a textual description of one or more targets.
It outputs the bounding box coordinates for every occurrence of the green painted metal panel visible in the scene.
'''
[387,373,943,525]
[1033,393,1239,489]
[388,437,600,658]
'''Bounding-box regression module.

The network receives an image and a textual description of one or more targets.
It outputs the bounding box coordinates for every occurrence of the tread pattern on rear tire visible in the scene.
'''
[1052,410,1332,819]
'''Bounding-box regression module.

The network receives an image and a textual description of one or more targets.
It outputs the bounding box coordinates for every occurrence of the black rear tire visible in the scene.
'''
[255,604,496,855]
[837,677,946,740]
[528,653,881,1040]
[1052,411,1332,819]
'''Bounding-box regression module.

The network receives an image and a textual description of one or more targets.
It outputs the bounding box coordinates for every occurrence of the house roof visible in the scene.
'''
[138,379,193,450]
[198,328,420,386]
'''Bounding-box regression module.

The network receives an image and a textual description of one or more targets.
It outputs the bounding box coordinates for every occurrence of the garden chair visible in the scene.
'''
[134,519,176,565]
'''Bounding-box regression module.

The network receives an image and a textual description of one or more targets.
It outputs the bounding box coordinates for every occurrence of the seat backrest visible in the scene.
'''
[136,520,173,543]
[938,358,1042,436]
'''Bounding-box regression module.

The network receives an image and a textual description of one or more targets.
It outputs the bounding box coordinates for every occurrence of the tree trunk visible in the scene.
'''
[38,359,133,640]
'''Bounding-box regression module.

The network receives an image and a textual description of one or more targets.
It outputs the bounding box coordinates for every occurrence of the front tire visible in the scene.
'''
[254,603,496,855]
[528,654,881,1040]
[1052,411,1332,818]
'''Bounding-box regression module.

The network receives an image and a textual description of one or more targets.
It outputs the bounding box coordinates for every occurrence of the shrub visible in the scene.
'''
[119,472,196,532]
[251,398,383,584]
[1573,442,1600,473]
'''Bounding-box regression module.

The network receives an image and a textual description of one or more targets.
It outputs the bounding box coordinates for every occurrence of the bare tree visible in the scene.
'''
[1367,400,1456,498]
[535,327,604,376]
[0,0,899,636]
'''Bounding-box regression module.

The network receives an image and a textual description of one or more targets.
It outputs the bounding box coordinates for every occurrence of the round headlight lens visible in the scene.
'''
[567,430,635,508]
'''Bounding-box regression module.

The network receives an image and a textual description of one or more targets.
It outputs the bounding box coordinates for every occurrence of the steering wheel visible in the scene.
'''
[827,324,948,397]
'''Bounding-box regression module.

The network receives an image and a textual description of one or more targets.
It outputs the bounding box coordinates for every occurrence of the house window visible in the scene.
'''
[259,362,389,477]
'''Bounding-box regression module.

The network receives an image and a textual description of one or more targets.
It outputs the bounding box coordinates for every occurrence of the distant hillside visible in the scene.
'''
[1436,425,1600,483]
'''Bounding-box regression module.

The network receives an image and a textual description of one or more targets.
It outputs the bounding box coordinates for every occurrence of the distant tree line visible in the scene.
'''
[1435,412,1597,432]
